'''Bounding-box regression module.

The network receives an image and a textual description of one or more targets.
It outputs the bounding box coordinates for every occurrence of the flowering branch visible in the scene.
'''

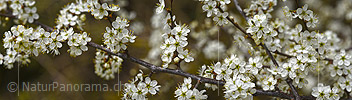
[88,42,225,84]
[218,6,280,67]
[0,12,299,99]
[1,0,352,99]
[221,3,318,100]
[1,12,226,85]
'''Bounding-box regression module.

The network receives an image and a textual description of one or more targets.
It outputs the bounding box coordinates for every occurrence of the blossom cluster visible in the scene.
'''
[93,16,136,80]
[224,74,256,99]
[55,0,120,30]
[246,14,279,45]
[243,0,277,18]
[199,55,257,99]
[0,0,39,24]
[331,50,352,97]
[312,83,340,100]
[277,58,309,88]
[65,28,92,57]
[2,25,59,69]
[330,50,352,77]
[94,49,123,80]
[283,4,319,28]
[155,3,194,68]
[103,17,136,53]
[145,10,168,65]
[0,25,92,69]
[123,70,161,100]
[174,77,208,100]
[245,2,348,96]
[200,0,230,26]
[0,0,139,81]
[160,23,194,68]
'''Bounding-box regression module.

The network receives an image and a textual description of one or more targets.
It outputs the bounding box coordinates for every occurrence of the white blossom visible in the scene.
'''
[92,3,109,19]
[23,7,39,23]
[312,83,340,100]
[262,76,277,91]
[123,70,161,99]
[175,77,208,100]
[202,1,217,17]
[334,50,351,66]
[155,0,165,14]
[246,57,263,75]
[103,17,135,53]
[213,12,228,26]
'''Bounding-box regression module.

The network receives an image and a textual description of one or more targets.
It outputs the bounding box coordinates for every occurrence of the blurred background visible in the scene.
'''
[0,0,352,99]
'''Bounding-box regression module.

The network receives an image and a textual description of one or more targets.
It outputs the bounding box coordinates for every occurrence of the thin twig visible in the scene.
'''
[148,71,154,77]
[254,90,293,99]
[286,79,301,100]
[261,43,279,67]
[233,0,248,21]
[274,50,294,58]
[218,7,279,67]
[193,79,201,89]
[89,42,225,85]
[346,47,352,51]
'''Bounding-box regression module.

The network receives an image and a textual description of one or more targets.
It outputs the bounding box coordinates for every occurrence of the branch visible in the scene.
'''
[0,13,15,18]
[273,50,294,58]
[88,42,225,85]
[347,47,352,51]
[254,90,293,99]
[232,0,248,21]
[286,79,301,100]
[261,43,279,67]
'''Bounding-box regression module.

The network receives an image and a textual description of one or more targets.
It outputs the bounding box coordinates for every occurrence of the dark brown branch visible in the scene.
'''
[286,79,301,100]
[274,50,294,58]
[0,13,15,18]
[346,47,352,51]
[254,90,293,99]
[300,96,316,100]
[261,43,279,67]
[88,41,226,84]
[273,50,334,63]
